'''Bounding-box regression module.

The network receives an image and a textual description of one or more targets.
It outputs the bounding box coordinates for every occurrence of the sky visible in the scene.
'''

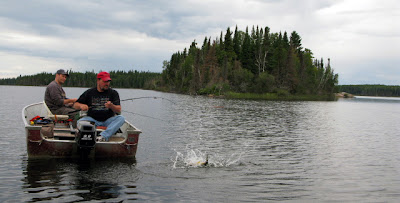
[0,0,398,85]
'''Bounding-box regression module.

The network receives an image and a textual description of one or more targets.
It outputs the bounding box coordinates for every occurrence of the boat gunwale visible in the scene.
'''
[22,102,142,134]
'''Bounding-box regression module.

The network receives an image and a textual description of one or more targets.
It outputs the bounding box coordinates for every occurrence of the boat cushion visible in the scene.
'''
[43,101,69,121]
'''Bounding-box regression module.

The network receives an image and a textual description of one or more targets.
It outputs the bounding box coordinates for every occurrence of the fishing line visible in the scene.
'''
[121,96,176,123]
[122,110,170,123]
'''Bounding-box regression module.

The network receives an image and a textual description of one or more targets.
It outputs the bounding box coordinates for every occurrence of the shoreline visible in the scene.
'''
[335,92,354,98]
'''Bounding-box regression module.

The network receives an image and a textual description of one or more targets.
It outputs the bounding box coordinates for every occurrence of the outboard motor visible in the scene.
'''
[76,121,97,157]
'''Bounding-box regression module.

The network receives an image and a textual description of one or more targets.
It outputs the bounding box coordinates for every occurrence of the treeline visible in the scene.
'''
[0,70,160,88]
[158,25,338,96]
[338,85,400,97]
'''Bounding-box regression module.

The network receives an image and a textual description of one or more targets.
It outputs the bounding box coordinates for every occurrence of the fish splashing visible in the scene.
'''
[172,149,243,169]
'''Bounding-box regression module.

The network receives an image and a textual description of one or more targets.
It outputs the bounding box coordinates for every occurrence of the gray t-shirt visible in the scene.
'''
[44,80,66,112]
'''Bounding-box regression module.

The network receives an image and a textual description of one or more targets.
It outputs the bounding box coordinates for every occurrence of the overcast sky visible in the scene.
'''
[0,0,398,85]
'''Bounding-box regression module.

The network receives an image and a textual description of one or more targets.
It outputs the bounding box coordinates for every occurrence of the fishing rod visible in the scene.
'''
[121,96,176,104]
[120,96,176,123]
[66,102,171,123]
[64,96,176,123]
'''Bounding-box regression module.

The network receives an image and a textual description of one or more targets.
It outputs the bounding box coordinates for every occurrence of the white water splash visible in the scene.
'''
[172,148,244,169]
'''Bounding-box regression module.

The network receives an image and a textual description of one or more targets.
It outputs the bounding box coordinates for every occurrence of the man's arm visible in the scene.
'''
[46,82,77,106]
[64,98,77,105]
[105,101,121,114]
[73,89,89,111]
[46,83,65,106]
[73,102,89,111]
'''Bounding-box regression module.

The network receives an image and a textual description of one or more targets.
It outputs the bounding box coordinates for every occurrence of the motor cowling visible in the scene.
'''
[76,121,97,149]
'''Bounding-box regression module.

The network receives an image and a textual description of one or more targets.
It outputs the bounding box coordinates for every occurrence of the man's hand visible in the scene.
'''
[80,104,89,111]
[105,101,121,114]
[73,102,88,111]
[64,98,77,106]
[105,101,113,109]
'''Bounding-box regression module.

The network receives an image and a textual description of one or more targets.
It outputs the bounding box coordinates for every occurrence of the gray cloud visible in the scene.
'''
[0,0,398,85]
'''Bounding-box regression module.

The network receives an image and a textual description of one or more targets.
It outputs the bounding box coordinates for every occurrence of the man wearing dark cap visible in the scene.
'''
[44,69,77,115]
[73,71,125,142]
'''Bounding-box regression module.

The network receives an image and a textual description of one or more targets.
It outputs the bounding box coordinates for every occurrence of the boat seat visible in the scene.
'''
[96,126,122,134]
[43,101,69,121]
[53,130,76,140]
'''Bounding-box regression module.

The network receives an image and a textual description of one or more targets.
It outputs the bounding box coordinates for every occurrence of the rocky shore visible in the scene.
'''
[335,92,354,98]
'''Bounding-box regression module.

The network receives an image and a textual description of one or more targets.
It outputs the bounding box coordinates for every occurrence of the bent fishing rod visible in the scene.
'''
[67,96,175,123]
[67,107,170,123]
[68,96,175,113]
[120,96,176,123]
[121,96,176,104]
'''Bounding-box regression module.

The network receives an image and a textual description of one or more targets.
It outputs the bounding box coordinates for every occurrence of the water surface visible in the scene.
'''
[0,85,399,202]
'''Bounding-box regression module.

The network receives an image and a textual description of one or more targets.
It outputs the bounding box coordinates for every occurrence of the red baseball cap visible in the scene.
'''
[97,71,112,81]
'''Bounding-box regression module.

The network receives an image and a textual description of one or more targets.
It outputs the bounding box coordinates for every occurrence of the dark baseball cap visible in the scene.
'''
[56,69,69,77]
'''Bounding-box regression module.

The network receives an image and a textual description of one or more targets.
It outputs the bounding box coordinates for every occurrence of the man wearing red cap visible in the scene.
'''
[73,71,125,142]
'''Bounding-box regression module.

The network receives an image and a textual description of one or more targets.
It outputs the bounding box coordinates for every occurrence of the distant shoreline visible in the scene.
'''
[338,85,400,97]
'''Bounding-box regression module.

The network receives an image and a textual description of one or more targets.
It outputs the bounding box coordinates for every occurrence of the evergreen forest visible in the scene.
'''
[0,70,160,89]
[338,85,400,97]
[157,25,339,97]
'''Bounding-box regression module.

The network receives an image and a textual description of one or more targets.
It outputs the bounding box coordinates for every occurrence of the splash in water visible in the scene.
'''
[172,148,243,169]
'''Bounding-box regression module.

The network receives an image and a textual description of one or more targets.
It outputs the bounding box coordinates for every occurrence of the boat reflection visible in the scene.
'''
[21,157,139,202]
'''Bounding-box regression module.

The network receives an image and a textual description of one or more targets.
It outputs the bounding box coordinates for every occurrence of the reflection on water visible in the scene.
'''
[354,96,400,102]
[22,158,139,202]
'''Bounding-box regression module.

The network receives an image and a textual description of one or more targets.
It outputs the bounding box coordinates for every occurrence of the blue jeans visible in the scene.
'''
[78,115,125,141]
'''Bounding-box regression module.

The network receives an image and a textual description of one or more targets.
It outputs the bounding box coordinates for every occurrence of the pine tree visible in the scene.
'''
[241,27,256,74]
[233,25,241,60]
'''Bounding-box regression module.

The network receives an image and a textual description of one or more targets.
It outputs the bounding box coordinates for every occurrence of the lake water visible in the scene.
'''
[1,85,400,202]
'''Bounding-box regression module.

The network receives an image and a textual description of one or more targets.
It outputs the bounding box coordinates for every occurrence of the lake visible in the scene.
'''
[1,85,400,202]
